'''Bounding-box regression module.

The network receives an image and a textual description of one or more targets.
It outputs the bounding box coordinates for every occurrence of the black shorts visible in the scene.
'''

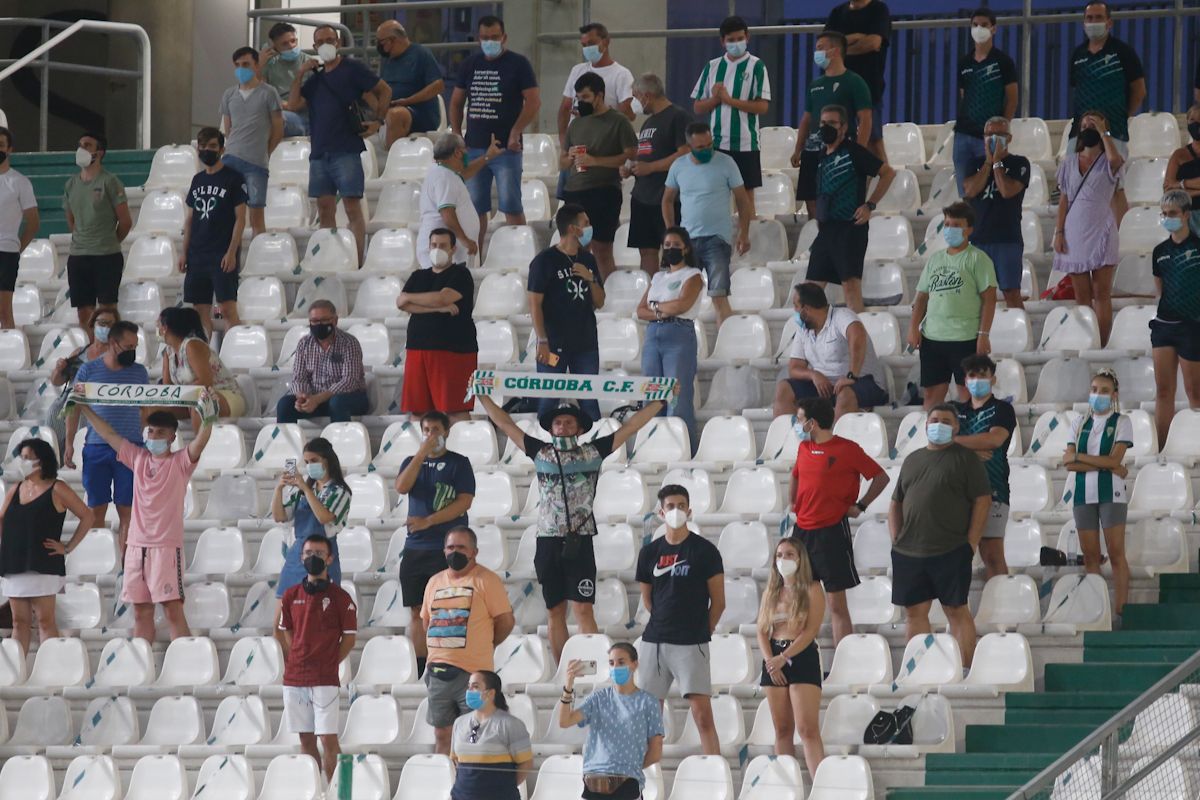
[919,337,978,388]
[719,148,762,190]
[795,149,820,201]
[582,778,641,800]
[399,547,451,608]
[626,196,679,250]
[788,374,889,410]
[0,251,18,291]
[794,519,860,593]
[66,253,124,307]
[1150,318,1200,362]
[806,221,868,284]
[183,260,240,305]
[534,535,597,608]
[891,543,973,608]
[759,639,822,687]
[561,185,622,243]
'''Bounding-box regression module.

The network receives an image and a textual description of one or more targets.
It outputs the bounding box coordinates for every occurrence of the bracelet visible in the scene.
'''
[562,687,574,694]
[560,697,573,705]
[977,331,989,336]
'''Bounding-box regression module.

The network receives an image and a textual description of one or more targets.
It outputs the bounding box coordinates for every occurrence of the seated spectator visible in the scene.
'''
[450,670,534,800]
[373,20,444,150]
[157,307,246,420]
[50,307,119,387]
[1163,105,1200,242]
[276,300,369,423]
[1151,189,1200,449]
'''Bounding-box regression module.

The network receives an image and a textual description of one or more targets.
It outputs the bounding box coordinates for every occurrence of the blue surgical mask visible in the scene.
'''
[306,462,326,480]
[145,438,170,456]
[813,50,829,70]
[1162,216,1184,233]
[611,666,631,686]
[480,40,503,58]
[794,422,812,442]
[578,225,594,247]
[465,689,485,710]
[966,378,992,399]
[725,40,748,58]
[793,310,806,330]
[1089,393,1113,414]
[234,66,255,84]
[278,48,302,62]
[582,44,602,64]
[926,422,954,446]
[94,325,111,343]
[942,226,966,248]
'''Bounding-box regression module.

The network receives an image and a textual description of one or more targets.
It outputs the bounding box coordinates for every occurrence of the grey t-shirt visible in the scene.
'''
[892,443,991,557]
[218,83,283,168]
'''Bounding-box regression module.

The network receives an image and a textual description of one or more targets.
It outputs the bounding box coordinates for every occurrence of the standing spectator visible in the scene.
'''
[954,355,1017,580]
[259,22,310,136]
[909,201,998,408]
[220,46,283,238]
[374,20,444,150]
[773,282,888,420]
[480,397,667,662]
[277,301,369,423]
[963,117,1029,311]
[78,406,212,642]
[788,396,889,645]
[0,125,38,330]
[1068,3,1145,159]
[826,0,892,160]
[1053,111,1125,347]
[50,307,118,387]
[289,25,391,266]
[416,133,502,269]
[158,307,246,420]
[636,485,725,756]
[805,104,895,313]
[395,411,475,676]
[399,229,479,420]
[527,204,606,421]
[450,670,533,800]
[451,16,541,246]
[889,404,991,666]
[953,9,1019,196]
[636,228,703,445]
[756,537,825,776]
[561,72,638,279]
[278,533,357,781]
[1151,190,1200,448]
[422,526,515,754]
[662,122,752,326]
[1162,104,1200,234]
[63,131,132,334]
[180,127,247,336]
[622,74,690,275]
[0,439,92,655]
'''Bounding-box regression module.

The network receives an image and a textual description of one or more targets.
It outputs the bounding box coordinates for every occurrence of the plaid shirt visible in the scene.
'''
[291,327,367,397]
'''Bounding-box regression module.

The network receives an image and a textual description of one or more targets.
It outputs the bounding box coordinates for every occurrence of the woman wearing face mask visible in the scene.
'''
[449,670,533,800]
[50,307,121,387]
[158,307,246,420]
[756,537,826,777]
[636,227,704,448]
[1163,104,1200,233]
[1149,190,1200,450]
[1064,369,1132,619]
[0,439,92,655]
[1053,110,1125,346]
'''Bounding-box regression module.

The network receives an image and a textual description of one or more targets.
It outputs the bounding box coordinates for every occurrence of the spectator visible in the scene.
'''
[50,307,118,387]
[415,133,502,269]
[954,355,1017,580]
[963,116,1030,311]
[0,439,91,656]
[909,201,997,408]
[395,411,475,676]
[826,0,893,160]
[63,131,132,334]
[220,46,283,238]
[953,9,1019,197]
[1065,369,1132,618]
[805,104,895,313]
[1163,104,1200,233]
[557,643,665,800]
[158,307,246,420]
[1068,3,1145,160]
[621,73,690,275]
[78,407,212,642]
[1053,111,1124,346]
[662,121,752,325]
[527,204,606,421]
[773,282,888,420]
[636,227,703,445]
[422,526,515,754]
[373,20,444,150]
[636,484,725,756]
[1151,190,1200,448]
[889,404,991,666]
[692,15,771,218]
[399,228,479,420]
[788,396,889,645]
[289,25,391,265]
[259,22,310,136]
[480,397,667,662]
[451,16,540,246]
[277,300,369,423]
[756,536,825,776]
[790,31,872,219]
[180,126,247,335]
[561,72,638,279]
[0,125,38,330]
[450,670,533,800]
[278,533,357,781]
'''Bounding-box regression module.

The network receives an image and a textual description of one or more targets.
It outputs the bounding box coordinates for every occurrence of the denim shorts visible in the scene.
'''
[466,148,523,216]
[691,235,732,297]
[976,241,1024,292]
[82,442,134,507]
[308,151,365,199]
[952,133,986,197]
[221,154,268,208]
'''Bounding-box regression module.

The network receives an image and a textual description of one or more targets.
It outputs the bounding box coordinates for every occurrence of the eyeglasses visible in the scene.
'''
[469,720,481,743]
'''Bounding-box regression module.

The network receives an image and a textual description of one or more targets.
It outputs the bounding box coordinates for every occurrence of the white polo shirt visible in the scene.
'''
[788,306,882,384]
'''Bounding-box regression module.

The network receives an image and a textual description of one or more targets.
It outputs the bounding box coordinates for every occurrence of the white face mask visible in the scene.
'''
[776,558,799,578]
[970,25,992,43]
[663,508,688,529]
[16,458,37,479]
[75,147,94,168]
[430,248,451,268]
[630,96,644,116]
[317,43,338,62]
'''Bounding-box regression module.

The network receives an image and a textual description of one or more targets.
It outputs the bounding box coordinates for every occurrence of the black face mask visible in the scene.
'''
[198,150,219,167]
[1189,122,1200,142]
[302,577,330,594]
[1078,128,1102,148]
[376,43,389,57]
[116,349,137,367]
[662,248,684,266]
[303,555,326,575]
[576,101,595,117]
[310,323,334,340]
[0,151,7,166]
[446,551,470,571]
[818,125,839,145]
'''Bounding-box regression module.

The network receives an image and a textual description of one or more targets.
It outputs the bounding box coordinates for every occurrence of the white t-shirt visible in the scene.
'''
[1069,412,1134,505]
[561,61,635,106]
[0,168,37,253]
[788,306,882,384]
[417,163,479,269]
[646,266,703,320]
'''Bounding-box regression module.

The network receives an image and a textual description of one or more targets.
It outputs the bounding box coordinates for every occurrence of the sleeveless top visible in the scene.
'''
[171,336,239,393]
[0,481,67,576]
[646,267,703,320]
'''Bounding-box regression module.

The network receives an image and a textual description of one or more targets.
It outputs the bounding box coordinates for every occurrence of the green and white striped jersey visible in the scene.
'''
[691,52,771,152]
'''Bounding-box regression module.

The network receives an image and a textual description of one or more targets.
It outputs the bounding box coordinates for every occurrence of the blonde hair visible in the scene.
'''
[757,537,815,632]
[1091,367,1120,412]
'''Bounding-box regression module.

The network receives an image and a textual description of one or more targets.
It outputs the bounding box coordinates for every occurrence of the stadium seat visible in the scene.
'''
[1123,157,1168,204]
[146,636,218,691]
[350,274,403,321]
[110,695,204,755]
[144,144,198,190]
[18,239,59,283]
[759,126,798,170]
[23,637,89,690]
[859,311,901,357]
[187,527,246,576]
[380,135,434,181]
[1119,205,1167,255]
[341,694,402,747]
[717,577,760,631]
[267,138,310,187]
[117,280,164,325]
[1114,253,1154,297]
[882,122,925,166]
[56,753,120,799]
[925,121,955,166]
[870,634,961,695]
[372,420,424,472]
[263,185,309,230]
[256,753,324,800]
[444,419,499,468]
[32,327,87,372]
[598,316,641,365]
[300,228,357,273]
[593,522,638,574]
[667,755,735,800]
[474,271,527,318]
[1020,209,1043,254]
[530,755,584,800]
[755,171,796,216]
[131,189,185,237]
[475,319,519,364]
[846,576,898,626]
[55,581,102,630]
[1128,111,1180,158]
[494,634,553,687]
[1023,162,1049,207]
[343,321,389,368]
[694,416,756,464]
[522,132,558,177]
[600,269,648,316]
[65,528,119,577]
[822,693,882,754]
[319,421,371,468]
[248,423,305,470]
[363,227,417,273]
[594,468,648,520]
[219,325,271,370]
[1009,464,1053,513]
[823,633,893,696]
[1038,306,1101,353]
[739,754,804,800]
[919,213,948,257]
[9,284,40,326]
[990,308,1033,355]
[1009,117,1053,161]
[1035,573,1112,632]
[471,469,518,518]
[1127,756,1195,800]
[0,755,53,800]
[344,473,389,520]
[871,167,920,213]
[729,267,777,311]
[186,695,269,752]
[237,276,286,322]
[630,418,691,466]
[975,575,1041,631]
[733,219,789,266]
[809,755,874,800]
[866,215,913,260]
[716,521,770,572]
[1030,357,1092,406]
[218,636,283,690]
[860,261,906,306]
[188,753,255,799]
[833,412,887,458]
[719,466,779,514]
[125,234,176,281]
[1129,461,1192,512]
[859,693,955,758]
[201,473,259,519]
[368,180,421,230]
[710,314,770,362]
[852,518,892,574]
[942,632,1035,697]
[393,753,454,800]
[920,167,959,215]
[0,696,71,751]
[520,178,554,223]
[0,639,24,687]
[121,754,187,800]
[350,635,417,689]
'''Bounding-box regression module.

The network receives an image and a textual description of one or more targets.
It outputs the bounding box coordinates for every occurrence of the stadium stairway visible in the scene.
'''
[10,150,155,236]
[887,573,1200,799]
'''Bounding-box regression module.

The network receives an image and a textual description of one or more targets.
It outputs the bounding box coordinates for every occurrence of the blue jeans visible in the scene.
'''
[282,109,309,137]
[276,390,370,423]
[535,349,600,421]
[466,148,523,216]
[642,319,697,448]
[952,133,986,198]
[220,154,268,208]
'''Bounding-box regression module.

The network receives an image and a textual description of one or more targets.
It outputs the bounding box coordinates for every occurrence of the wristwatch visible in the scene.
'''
[845,371,858,381]
[854,501,867,512]
[864,201,877,211]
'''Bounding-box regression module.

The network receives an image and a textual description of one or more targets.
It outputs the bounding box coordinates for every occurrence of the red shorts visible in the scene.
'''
[121,546,185,604]
[401,349,478,414]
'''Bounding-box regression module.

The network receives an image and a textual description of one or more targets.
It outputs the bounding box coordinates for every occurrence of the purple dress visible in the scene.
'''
[1054,151,1123,274]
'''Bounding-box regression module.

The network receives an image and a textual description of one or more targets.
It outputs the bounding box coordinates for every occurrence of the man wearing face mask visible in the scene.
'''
[373,20,444,151]
[260,22,310,136]
[889,404,991,667]
[278,534,357,781]
[0,125,38,331]
[219,46,282,238]
[826,0,892,161]
[953,9,1018,197]
[415,133,502,268]
[962,116,1029,311]
[1068,2,1144,163]
[277,300,368,423]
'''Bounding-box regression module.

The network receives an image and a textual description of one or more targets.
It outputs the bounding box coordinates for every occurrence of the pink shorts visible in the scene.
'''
[121,546,185,604]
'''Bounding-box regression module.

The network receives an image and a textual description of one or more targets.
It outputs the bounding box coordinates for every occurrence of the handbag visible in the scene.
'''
[863,701,916,745]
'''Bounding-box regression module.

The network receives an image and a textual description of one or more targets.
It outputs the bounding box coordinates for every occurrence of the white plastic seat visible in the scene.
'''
[123,754,187,800]
[530,755,583,800]
[482,225,539,272]
[1161,409,1200,460]
[667,755,734,800]
[755,171,796,217]
[1114,252,1154,297]
[112,695,205,754]
[522,133,559,177]
[1022,162,1050,207]
[350,274,403,321]
[248,423,305,470]
[352,635,417,688]
[124,234,176,281]
[189,753,254,800]
[659,468,714,514]
[942,632,1034,697]
[1020,209,1043,255]
[694,416,756,464]
[343,321,389,369]
[473,271,527,318]
[1119,205,1167,255]
[24,637,89,690]
[871,167,920,213]
[1008,117,1053,161]
[31,327,87,372]
[201,473,259,519]
[1037,573,1112,632]
[345,473,389,520]
[300,228,357,273]
[291,275,348,321]
[131,189,185,236]
[1101,305,1155,355]
[733,219,788,265]
[824,634,893,695]
[629,418,691,466]
[364,227,416,273]
[729,267,777,312]
[808,755,874,800]
[1123,157,1168,204]
[341,694,401,747]
[494,634,552,686]
[9,284,39,326]
[521,179,552,221]
[220,636,283,689]
[738,754,804,800]
[143,144,198,190]
[394,753,454,800]
[846,576,898,625]
[1009,464,1053,513]
[242,232,299,277]
[446,420,499,467]
[975,575,1041,631]
[116,280,164,326]
[263,185,309,231]
[856,311,901,357]
[65,528,119,577]
[0,639,25,687]
[369,180,421,228]
[319,421,371,469]
[336,526,375,573]
[18,239,59,282]
[870,633,961,695]
[266,138,311,187]
[990,308,1033,355]
[719,467,779,514]
[1130,461,1192,512]
[192,695,268,751]
[219,325,271,370]
[832,412,887,458]
[601,269,649,316]
[1030,357,1092,405]
[759,126,798,171]
[882,122,925,166]
[1004,518,1043,568]
[711,314,770,362]
[1128,111,1181,158]
[706,633,755,690]
[381,136,434,181]
[256,754,323,800]
[55,581,102,630]
[1039,305,1101,352]
[187,527,246,576]
[821,693,882,751]
[919,213,948,257]
[920,167,959,215]
[758,415,802,466]
[1127,756,1195,800]
[716,521,770,573]
[852,518,892,574]
[865,214,913,259]
[0,755,53,800]
[717,577,759,631]
[475,319,518,365]
[5,696,72,748]
[470,469,517,518]
[153,636,219,689]
[598,316,642,365]
[860,261,906,305]
[237,277,286,322]
[57,754,120,800]
[594,468,648,520]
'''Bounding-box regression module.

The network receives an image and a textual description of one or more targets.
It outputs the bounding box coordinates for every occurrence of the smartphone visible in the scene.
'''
[284,458,297,476]
[577,660,597,676]
[547,352,560,367]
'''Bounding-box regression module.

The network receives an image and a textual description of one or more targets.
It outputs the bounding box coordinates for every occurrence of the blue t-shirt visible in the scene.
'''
[577,687,664,787]
[380,42,442,129]
[664,151,744,244]
[300,57,380,157]
[75,358,149,445]
[185,165,247,264]
[455,49,538,149]
[399,451,476,550]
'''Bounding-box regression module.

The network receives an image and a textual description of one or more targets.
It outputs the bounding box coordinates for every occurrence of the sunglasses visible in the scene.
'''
[469,720,481,743]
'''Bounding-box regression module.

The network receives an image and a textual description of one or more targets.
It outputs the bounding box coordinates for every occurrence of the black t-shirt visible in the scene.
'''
[955,396,1017,505]
[185,166,247,264]
[967,153,1030,245]
[456,50,539,149]
[1152,233,1200,324]
[815,140,883,223]
[636,532,724,645]
[826,0,892,103]
[954,49,1018,138]
[401,263,478,353]
[631,104,691,205]
[1068,36,1144,141]
[526,246,603,354]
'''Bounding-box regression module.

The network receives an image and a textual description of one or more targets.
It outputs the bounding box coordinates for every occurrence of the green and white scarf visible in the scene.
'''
[466,370,676,403]
[64,382,220,423]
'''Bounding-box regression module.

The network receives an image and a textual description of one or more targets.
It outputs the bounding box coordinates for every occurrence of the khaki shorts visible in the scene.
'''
[284,685,341,735]
[217,388,247,418]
